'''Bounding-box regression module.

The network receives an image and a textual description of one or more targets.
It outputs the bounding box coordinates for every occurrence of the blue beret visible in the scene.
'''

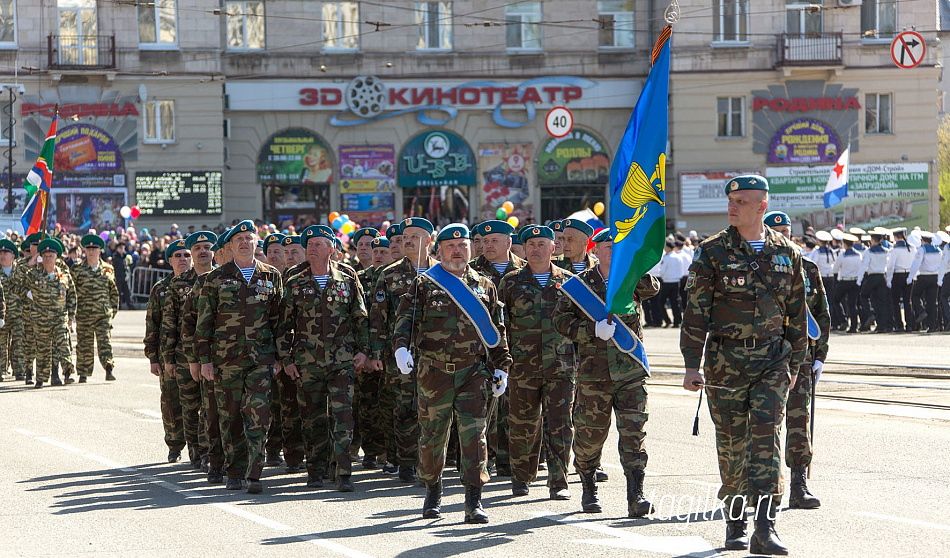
[724,175,769,195]
[385,223,403,239]
[281,235,302,247]
[479,220,514,236]
[519,225,554,243]
[548,220,564,232]
[510,233,522,245]
[562,218,594,238]
[591,229,613,243]
[226,220,256,243]
[471,222,484,237]
[262,233,286,255]
[352,228,380,244]
[764,211,791,228]
[436,223,470,245]
[81,234,105,250]
[165,239,187,261]
[214,228,231,251]
[333,237,343,252]
[257,240,264,249]
[371,237,390,248]
[0,238,18,257]
[401,217,434,234]
[185,231,217,249]
[302,225,335,248]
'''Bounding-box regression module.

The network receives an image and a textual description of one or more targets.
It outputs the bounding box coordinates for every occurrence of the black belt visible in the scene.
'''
[711,335,782,349]
[419,354,485,372]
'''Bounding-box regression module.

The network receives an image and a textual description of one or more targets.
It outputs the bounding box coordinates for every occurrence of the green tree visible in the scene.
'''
[939,114,950,229]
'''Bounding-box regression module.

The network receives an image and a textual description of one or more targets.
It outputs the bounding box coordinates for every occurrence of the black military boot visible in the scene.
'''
[724,496,749,551]
[625,469,654,518]
[789,466,821,509]
[78,376,87,384]
[105,365,116,381]
[463,484,489,524]
[50,365,63,386]
[749,496,789,555]
[264,450,282,467]
[398,465,417,483]
[335,474,354,492]
[579,471,602,513]
[595,465,609,482]
[422,480,442,519]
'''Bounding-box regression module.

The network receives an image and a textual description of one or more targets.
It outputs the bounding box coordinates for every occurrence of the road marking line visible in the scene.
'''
[852,511,950,531]
[35,437,81,453]
[297,535,377,558]
[135,409,163,418]
[212,502,293,531]
[13,428,35,436]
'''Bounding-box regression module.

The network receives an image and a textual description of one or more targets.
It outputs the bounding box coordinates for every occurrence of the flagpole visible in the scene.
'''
[39,105,58,241]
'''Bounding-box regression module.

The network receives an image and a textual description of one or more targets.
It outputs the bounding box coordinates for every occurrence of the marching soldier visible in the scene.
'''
[553,229,659,517]
[352,229,385,469]
[811,231,839,328]
[392,223,511,523]
[195,220,284,494]
[858,232,890,333]
[13,233,42,384]
[908,232,943,333]
[499,225,575,499]
[156,239,192,462]
[386,222,405,262]
[365,236,400,473]
[510,233,526,261]
[832,234,863,333]
[73,234,119,383]
[886,228,916,332]
[0,239,21,381]
[276,225,370,491]
[682,176,807,555]
[28,239,76,389]
[766,212,829,510]
[555,219,597,274]
[549,220,565,258]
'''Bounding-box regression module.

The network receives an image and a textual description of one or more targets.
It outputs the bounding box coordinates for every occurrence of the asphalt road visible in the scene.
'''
[2,312,948,557]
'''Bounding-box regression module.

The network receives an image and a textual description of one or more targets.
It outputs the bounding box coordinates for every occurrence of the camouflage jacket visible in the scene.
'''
[680,226,808,371]
[470,253,526,287]
[356,265,377,304]
[553,267,658,382]
[498,264,575,378]
[276,266,369,368]
[160,268,199,366]
[803,258,831,364]
[554,253,598,274]
[194,261,284,367]
[72,260,119,318]
[26,265,75,324]
[369,256,439,361]
[9,256,35,302]
[0,264,17,321]
[284,259,357,284]
[180,270,212,364]
[392,265,512,373]
[144,274,174,365]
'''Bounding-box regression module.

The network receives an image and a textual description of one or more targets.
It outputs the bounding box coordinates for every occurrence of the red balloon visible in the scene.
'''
[130,206,141,219]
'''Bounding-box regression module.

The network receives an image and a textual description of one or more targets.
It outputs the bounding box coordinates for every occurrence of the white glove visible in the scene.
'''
[939,279,944,288]
[595,319,616,341]
[856,281,862,287]
[491,370,508,398]
[395,347,413,375]
[26,291,33,301]
[0,318,5,328]
[907,276,913,285]
[886,281,892,289]
[36,256,42,263]
[812,360,823,383]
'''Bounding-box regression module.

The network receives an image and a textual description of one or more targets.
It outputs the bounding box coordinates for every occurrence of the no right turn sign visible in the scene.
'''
[891,31,926,69]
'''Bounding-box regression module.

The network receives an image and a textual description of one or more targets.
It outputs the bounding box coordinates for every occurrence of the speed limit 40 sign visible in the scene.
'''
[545,106,574,138]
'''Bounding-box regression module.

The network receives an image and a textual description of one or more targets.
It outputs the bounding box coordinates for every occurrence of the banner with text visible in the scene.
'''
[479,143,534,222]
[339,145,396,225]
[679,171,761,214]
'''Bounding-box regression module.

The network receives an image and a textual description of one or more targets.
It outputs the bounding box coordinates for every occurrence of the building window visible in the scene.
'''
[598,1,634,49]
[786,1,821,35]
[717,96,744,137]
[0,0,17,46]
[138,0,176,47]
[322,2,359,50]
[57,0,98,66]
[865,93,891,134]
[226,1,265,50]
[415,2,452,50]
[712,0,748,43]
[506,2,541,51]
[144,100,175,143]
[861,0,897,40]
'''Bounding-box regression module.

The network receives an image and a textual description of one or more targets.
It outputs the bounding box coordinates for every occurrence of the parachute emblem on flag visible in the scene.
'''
[614,152,667,243]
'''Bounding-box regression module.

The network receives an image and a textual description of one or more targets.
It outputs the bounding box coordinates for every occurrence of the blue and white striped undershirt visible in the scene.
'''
[748,240,765,253]
[491,262,508,275]
[534,273,550,288]
[572,262,586,274]
[238,266,255,283]
[314,275,329,289]
[414,267,428,274]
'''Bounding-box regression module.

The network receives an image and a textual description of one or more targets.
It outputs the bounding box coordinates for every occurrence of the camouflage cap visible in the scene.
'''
[478,220,514,237]
[81,234,106,250]
[385,223,403,240]
[518,225,554,243]
[436,223,470,246]
[165,238,188,260]
[0,238,18,257]
[351,227,380,244]
[262,233,286,255]
[764,211,791,228]
[185,230,217,249]
[302,225,335,248]
[38,238,63,257]
[562,218,594,238]
[371,237,390,248]
[401,217,434,234]
[724,175,769,196]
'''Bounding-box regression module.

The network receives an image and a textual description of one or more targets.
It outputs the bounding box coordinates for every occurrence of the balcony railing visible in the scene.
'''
[47,35,116,70]
[777,32,842,66]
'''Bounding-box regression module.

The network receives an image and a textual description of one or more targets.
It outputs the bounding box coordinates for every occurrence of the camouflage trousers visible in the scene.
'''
[0,321,24,377]
[75,312,114,377]
[174,365,207,463]
[22,309,36,377]
[573,375,648,475]
[487,391,510,468]
[296,364,355,478]
[785,361,815,468]
[353,367,386,459]
[416,357,490,488]
[384,354,419,468]
[264,369,305,467]
[34,321,75,383]
[159,367,185,452]
[509,373,575,489]
[215,364,272,480]
[201,377,225,470]
[704,337,791,500]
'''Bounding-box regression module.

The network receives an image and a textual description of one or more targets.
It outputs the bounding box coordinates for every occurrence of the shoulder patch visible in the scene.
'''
[375,290,386,303]
[693,246,702,262]
[685,271,696,289]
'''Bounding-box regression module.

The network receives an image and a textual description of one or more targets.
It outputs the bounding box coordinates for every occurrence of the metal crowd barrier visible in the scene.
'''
[131,266,172,305]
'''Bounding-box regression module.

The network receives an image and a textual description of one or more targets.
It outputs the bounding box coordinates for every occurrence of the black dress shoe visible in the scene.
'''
[226,477,244,490]
[168,450,182,463]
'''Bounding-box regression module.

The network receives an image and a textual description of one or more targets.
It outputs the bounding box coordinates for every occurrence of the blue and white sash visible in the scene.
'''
[558,276,650,372]
[422,263,501,349]
[806,305,821,341]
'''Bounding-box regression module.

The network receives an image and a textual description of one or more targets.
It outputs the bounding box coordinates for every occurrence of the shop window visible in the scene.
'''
[712,0,748,44]
[415,2,452,50]
[138,0,177,48]
[597,1,634,49]
[226,1,265,50]
[144,100,175,143]
[717,96,744,138]
[0,0,17,47]
[786,1,821,36]
[506,2,542,51]
[865,93,892,134]
[540,185,604,224]
[322,1,359,50]
[861,0,897,41]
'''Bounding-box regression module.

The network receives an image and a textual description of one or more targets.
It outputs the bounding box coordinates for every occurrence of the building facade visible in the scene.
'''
[0,1,941,235]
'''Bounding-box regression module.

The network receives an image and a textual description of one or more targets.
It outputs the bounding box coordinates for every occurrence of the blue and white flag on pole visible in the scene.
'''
[823,147,849,208]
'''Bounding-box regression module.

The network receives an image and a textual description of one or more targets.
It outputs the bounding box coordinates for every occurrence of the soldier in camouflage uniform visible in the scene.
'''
[682,176,807,555]
[72,235,119,383]
[144,247,182,461]
[550,220,565,258]
[350,228,384,468]
[282,235,305,269]
[0,239,20,381]
[765,212,829,510]
[470,220,525,478]
[393,223,512,523]
[195,220,283,494]
[499,225,575,499]
[27,239,74,388]
[369,220,433,483]
[277,225,370,491]
[554,219,598,274]
[156,239,192,462]
[352,227,377,272]
[13,233,42,384]
[553,229,660,517]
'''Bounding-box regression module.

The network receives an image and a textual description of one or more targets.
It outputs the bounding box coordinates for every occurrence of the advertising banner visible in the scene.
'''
[54,124,123,174]
[340,145,396,225]
[679,171,760,214]
[767,118,841,165]
[537,128,610,185]
[257,128,334,184]
[398,131,476,188]
[51,189,128,234]
[478,143,534,222]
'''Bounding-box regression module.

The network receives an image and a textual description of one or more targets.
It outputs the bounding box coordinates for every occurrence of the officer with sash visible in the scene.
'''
[555,219,597,274]
[499,225,575,499]
[392,223,511,523]
[553,229,659,517]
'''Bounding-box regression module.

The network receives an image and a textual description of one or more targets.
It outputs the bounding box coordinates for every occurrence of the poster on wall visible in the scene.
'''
[679,171,760,214]
[339,145,396,225]
[478,143,534,222]
[537,128,610,185]
[765,163,929,230]
[50,189,128,234]
[257,128,334,184]
[767,119,841,165]
[54,124,124,172]
[397,130,476,188]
